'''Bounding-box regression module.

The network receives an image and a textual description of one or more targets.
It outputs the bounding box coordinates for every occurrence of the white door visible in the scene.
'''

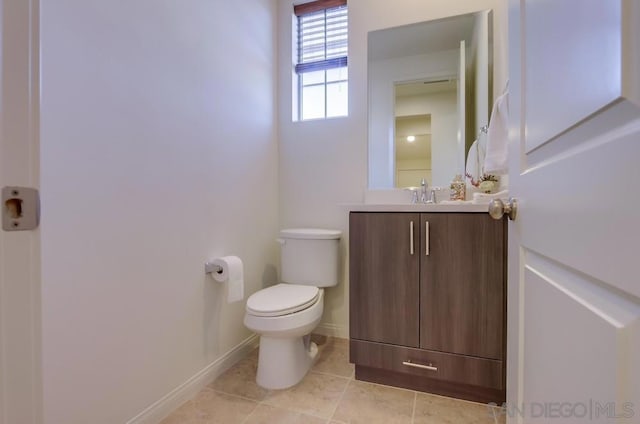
[0,0,41,423]
[506,1,640,423]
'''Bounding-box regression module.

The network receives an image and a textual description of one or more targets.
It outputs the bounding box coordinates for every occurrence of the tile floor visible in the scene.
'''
[161,335,506,424]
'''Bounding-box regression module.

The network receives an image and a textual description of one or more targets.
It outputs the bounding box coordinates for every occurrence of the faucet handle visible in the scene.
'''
[427,186,442,204]
[404,187,419,204]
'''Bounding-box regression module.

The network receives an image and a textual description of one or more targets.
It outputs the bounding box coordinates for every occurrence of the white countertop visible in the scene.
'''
[345,203,490,213]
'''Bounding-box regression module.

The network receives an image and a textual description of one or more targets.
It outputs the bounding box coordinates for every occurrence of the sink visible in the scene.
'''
[348,189,491,212]
[364,188,451,205]
[348,203,488,213]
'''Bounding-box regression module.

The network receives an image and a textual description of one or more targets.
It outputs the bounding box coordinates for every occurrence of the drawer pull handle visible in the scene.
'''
[402,360,437,372]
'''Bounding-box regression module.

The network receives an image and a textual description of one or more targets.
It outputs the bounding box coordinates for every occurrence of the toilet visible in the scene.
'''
[244,228,341,389]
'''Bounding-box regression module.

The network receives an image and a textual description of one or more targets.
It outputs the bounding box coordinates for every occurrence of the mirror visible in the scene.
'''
[368,11,493,189]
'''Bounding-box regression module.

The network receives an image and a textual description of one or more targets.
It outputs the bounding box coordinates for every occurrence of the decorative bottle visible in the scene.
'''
[450,174,466,201]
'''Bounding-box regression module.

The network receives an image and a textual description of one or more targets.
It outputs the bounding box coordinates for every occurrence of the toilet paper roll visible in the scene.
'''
[211,256,244,303]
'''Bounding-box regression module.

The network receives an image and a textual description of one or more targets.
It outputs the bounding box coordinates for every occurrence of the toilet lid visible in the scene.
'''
[246,284,320,317]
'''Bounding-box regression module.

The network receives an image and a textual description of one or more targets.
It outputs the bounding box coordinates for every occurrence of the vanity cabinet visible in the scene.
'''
[349,212,506,403]
[349,213,420,347]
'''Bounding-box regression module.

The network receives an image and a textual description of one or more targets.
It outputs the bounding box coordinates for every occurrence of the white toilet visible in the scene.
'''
[244,228,341,389]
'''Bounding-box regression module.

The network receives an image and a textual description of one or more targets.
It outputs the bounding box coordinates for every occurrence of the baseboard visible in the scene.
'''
[126,334,259,424]
[314,322,349,339]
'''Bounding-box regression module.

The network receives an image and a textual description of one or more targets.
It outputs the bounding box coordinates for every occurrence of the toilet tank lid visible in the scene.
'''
[279,228,342,240]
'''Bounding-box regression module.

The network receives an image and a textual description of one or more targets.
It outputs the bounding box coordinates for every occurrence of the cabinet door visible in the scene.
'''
[420,213,505,359]
[350,212,420,347]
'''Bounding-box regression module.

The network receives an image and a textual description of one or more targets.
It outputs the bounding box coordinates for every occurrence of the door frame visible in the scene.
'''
[0,0,41,423]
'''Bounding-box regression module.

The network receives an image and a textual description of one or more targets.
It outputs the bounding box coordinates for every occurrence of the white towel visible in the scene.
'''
[471,190,509,205]
[465,132,486,186]
[439,200,474,205]
[484,90,509,174]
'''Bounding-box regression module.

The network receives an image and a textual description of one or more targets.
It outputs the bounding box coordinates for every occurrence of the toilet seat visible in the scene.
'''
[246,284,319,317]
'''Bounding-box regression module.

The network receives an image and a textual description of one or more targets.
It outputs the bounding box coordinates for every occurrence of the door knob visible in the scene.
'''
[488,198,517,221]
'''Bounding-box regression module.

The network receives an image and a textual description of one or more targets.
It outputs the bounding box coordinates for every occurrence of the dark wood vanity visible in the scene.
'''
[349,211,506,403]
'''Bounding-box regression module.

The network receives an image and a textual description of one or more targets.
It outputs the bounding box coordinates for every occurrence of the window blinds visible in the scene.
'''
[295,2,348,74]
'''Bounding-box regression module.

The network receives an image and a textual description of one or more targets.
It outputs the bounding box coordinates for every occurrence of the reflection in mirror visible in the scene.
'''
[394,79,458,188]
[395,113,431,188]
[368,10,492,189]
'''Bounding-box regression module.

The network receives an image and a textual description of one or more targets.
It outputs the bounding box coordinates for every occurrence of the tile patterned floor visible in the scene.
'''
[161,335,505,424]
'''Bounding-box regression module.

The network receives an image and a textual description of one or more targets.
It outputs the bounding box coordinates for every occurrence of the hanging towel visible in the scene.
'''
[465,131,487,186]
[484,89,509,174]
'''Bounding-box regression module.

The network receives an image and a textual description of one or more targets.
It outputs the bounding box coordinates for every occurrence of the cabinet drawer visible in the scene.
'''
[350,339,503,390]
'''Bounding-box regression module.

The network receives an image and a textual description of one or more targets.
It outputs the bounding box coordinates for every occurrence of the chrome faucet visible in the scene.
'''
[420,178,430,203]
[405,179,438,204]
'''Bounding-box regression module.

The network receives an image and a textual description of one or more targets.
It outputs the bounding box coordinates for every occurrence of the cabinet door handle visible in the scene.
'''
[410,221,414,255]
[425,221,430,256]
[402,360,437,372]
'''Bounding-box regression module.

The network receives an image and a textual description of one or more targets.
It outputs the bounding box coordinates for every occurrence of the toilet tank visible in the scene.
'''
[279,228,341,287]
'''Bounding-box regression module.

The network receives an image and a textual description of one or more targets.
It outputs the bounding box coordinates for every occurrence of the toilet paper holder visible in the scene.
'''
[204,262,223,274]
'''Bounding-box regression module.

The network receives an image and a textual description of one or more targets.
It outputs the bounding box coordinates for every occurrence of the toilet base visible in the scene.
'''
[256,335,318,389]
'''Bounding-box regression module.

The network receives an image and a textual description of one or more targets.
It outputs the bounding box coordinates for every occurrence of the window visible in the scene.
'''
[294,0,348,120]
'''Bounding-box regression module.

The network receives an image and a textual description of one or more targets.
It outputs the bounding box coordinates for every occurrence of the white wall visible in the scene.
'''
[278,0,508,337]
[39,1,279,423]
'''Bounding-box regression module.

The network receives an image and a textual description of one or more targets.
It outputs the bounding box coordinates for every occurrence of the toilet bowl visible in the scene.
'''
[244,285,324,389]
[244,228,341,390]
